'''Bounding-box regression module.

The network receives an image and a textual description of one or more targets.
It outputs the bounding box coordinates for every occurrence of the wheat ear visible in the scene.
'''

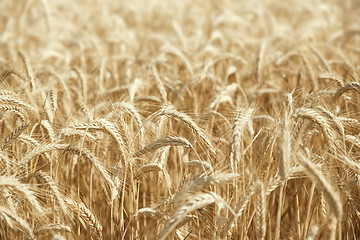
[294,107,339,152]
[228,108,254,172]
[256,181,266,240]
[0,104,29,122]
[63,145,115,196]
[65,199,103,240]
[36,170,67,214]
[72,68,88,102]
[174,173,238,208]
[151,106,217,156]
[50,89,58,112]
[18,52,36,91]
[40,120,56,142]
[111,101,144,145]
[161,45,194,76]
[95,118,128,162]
[298,152,342,219]
[134,207,164,219]
[158,192,216,240]
[21,143,68,165]
[133,163,162,179]
[333,82,360,101]
[0,69,27,83]
[0,175,43,214]
[184,160,214,173]
[208,83,238,110]
[1,121,29,150]
[152,65,168,102]
[75,99,92,120]
[34,223,71,236]
[133,136,195,157]
[0,206,35,240]
[318,72,343,86]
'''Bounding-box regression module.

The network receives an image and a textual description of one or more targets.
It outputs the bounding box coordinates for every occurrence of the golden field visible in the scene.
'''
[0,0,359,239]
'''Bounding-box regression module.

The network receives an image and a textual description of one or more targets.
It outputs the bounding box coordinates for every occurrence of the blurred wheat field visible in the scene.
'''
[0,0,359,239]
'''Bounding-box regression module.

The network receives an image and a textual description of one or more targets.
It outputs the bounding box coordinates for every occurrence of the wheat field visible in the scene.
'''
[0,0,359,239]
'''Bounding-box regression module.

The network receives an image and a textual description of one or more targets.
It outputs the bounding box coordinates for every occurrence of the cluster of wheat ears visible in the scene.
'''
[0,0,359,239]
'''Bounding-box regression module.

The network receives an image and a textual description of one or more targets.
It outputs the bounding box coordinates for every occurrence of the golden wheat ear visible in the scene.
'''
[65,199,103,240]
[0,207,35,240]
[333,82,360,101]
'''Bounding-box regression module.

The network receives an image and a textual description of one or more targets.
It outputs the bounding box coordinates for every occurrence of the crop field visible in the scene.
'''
[0,0,359,239]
